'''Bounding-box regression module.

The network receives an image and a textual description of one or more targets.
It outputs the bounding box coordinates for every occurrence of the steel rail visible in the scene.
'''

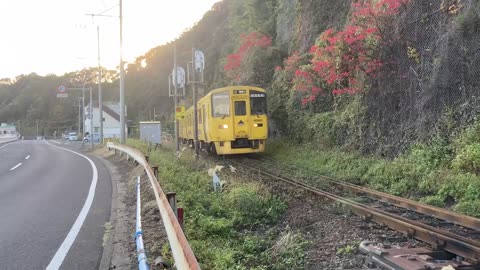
[107,142,200,270]
[251,155,480,232]
[323,176,480,232]
[232,159,480,263]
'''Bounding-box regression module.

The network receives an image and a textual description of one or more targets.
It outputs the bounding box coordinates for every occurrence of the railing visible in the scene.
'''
[106,142,200,270]
[0,136,19,144]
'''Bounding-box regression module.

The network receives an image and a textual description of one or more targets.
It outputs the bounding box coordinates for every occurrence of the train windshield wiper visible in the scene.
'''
[222,114,227,119]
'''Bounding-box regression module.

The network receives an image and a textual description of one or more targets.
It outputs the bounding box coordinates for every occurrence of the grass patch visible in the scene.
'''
[126,139,307,269]
[265,136,480,218]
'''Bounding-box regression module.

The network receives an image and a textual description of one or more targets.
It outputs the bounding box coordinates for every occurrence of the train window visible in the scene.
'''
[234,101,246,116]
[212,91,230,117]
[250,90,267,115]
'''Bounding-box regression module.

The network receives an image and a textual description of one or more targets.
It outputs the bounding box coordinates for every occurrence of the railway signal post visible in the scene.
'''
[169,47,186,156]
[187,47,205,160]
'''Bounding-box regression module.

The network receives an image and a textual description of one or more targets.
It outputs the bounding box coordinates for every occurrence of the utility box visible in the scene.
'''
[139,121,162,145]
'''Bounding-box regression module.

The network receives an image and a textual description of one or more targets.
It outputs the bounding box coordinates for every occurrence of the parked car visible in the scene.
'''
[83,133,100,142]
[68,132,78,141]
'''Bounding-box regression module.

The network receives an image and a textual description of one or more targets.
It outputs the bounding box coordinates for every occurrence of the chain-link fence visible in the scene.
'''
[359,0,480,156]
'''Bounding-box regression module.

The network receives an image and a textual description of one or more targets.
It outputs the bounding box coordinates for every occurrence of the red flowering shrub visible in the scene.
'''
[224,32,273,83]
[287,0,409,104]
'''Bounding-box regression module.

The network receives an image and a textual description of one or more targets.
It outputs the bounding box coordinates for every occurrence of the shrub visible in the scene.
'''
[452,143,480,174]
[454,201,480,218]
[420,195,445,207]
[227,184,287,228]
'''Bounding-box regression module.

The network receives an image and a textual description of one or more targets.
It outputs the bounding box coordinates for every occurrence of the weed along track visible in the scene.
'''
[225,155,480,269]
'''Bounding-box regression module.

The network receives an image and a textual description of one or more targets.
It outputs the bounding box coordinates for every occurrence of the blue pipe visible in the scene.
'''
[136,176,149,270]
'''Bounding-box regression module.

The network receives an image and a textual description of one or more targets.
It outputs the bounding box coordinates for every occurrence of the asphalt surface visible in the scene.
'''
[0,140,112,269]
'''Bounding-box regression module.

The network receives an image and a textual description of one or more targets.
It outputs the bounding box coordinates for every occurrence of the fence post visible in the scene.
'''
[166,192,178,219]
[177,207,184,231]
[152,166,159,177]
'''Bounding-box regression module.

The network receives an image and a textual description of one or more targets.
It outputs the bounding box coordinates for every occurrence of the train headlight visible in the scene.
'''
[219,124,228,129]
[254,123,258,127]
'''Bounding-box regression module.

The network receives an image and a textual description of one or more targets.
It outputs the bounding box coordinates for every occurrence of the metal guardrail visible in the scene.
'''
[106,142,200,270]
[0,137,19,144]
[136,176,149,270]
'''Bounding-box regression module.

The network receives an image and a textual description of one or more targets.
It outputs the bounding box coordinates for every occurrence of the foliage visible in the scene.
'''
[282,0,410,104]
[337,244,357,255]
[0,69,118,137]
[452,143,480,173]
[266,134,480,217]
[420,195,445,207]
[224,32,277,85]
[126,139,306,269]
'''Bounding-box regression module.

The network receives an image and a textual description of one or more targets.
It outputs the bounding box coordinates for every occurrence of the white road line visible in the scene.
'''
[9,163,22,171]
[43,140,98,270]
[51,140,62,144]
[25,155,30,160]
[0,141,18,150]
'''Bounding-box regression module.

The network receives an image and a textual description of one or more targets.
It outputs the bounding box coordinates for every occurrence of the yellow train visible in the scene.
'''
[179,86,268,155]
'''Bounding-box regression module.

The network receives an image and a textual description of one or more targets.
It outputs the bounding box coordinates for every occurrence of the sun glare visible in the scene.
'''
[0,0,221,78]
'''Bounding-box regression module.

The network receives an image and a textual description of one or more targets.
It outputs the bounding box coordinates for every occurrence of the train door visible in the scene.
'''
[202,104,208,141]
[233,99,249,138]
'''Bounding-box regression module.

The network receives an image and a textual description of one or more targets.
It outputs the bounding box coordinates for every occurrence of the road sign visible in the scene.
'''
[57,93,68,98]
[172,67,186,88]
[175,106,185,119]
[194,50,205,72]
[58,85,67,93]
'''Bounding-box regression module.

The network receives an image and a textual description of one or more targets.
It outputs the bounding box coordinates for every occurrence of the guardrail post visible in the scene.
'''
[177,207,184,231]
[166,192,178,219]
[152,166,159,177]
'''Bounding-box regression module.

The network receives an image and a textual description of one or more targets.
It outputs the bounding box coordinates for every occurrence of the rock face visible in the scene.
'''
[272,0,480,156]
[360,0,480,155]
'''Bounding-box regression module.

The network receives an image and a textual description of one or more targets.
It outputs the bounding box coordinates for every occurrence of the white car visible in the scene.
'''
[68,132,78,141]
[83,133,100,142]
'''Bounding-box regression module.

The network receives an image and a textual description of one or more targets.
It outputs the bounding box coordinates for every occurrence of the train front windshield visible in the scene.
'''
[212,91,230,117]
[250,90,267,115]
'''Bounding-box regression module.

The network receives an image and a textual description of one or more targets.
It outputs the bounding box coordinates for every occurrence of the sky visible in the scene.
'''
[0,0,221,79]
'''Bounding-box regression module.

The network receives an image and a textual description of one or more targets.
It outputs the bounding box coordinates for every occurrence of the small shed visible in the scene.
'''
[0,123,17,136]
[139,121,162,145]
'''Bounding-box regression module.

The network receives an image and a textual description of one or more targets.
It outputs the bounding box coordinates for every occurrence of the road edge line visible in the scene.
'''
[44,140,99,270]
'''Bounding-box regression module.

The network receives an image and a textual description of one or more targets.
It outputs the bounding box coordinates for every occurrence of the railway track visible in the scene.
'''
[223,154,480,269]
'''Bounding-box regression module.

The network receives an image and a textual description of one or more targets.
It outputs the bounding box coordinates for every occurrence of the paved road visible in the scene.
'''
[0,140,112,269]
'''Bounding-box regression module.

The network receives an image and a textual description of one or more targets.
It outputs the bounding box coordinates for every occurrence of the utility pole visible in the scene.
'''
[36,120,39,138]
[90,87,94,149]
[173,47,179,154]
[75,98,82,136]
[192,47,199,159]
[98,25,104,143]
[82,81,86,137]
[119,0,126,144]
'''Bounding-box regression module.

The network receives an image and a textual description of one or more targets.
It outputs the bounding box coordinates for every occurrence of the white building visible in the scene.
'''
[0,123,17,137]
[84,102,127,139]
